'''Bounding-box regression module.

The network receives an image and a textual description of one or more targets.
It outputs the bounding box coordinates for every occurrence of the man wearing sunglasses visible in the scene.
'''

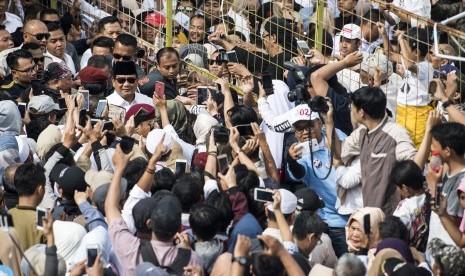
[107,61,153,111]
[0,20,50,77]
[22,43,46,79]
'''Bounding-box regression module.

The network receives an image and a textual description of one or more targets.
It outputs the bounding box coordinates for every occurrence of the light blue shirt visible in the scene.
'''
[288,130,349,228]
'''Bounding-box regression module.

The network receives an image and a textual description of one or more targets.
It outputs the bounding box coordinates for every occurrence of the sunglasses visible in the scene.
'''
[33,57,45,64]
[113,53,132,61]
[26,32,50,40]
[208,59,227,65]
[114,77,137,84]
[42,20,60,25]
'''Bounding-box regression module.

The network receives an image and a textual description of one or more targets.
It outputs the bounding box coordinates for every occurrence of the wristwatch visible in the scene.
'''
[442,99,454,109]
[232,256,248,266]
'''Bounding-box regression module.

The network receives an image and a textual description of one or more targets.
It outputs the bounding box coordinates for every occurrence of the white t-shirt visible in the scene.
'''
[393,194,426,241]
[397,60,434,107]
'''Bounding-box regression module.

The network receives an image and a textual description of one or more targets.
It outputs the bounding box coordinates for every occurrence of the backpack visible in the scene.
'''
[139,241,192,276]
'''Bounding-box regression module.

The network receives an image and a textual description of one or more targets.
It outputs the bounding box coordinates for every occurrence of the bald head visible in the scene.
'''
[3,163,21,193]
[23,20,48,52]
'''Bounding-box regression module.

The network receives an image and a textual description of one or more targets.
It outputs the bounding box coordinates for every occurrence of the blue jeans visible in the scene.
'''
[328,227,348,258]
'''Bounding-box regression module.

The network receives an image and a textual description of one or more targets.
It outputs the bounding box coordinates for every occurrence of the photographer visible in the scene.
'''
[286,102,350,257]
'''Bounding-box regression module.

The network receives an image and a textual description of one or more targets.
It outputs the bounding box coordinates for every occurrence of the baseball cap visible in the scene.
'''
[92,181,128,215]
[28,95,60,114]
[84,169,127,193]
[434,64,458,79]
[133,197,158,233]
[124,104,155,124]
[295,188,325,212]
[136,262,169,276]
[151,195,182,236]
[428,238,465,275]
[78,66,109,84]
[43,62,72,82]
[146,129,172,154]
[145,12,166,27]
[360,52,393,81]
[288,104,320,125]
[50,164,87,198]
[340,24,361,40]
[266,189,297,214]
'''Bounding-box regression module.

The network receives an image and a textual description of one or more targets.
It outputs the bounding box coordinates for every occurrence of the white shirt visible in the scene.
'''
[163,124,195,165]
[45,52,77,76]
[227,9,250,42]
[397,60,434,107]
[393,194,426,240]
[78,0,110,26]
[80,48,92,70]
[337,68,365,93]
[121,185,151,235]
[392,0,431,27]
[2,12,22,34]
[106,91,154,111]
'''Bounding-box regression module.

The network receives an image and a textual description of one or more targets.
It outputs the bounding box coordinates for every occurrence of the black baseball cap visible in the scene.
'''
[150,195,182,236]
[295,188,325,212]
[50,164,87,198]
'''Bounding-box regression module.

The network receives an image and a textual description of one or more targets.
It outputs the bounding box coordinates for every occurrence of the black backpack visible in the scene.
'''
[139,241,192,276]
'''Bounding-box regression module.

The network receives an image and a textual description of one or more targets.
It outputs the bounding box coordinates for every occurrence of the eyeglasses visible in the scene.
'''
[294,122,315,133]
[13,66,36,75]
[25,32,50,40]
[208,59,227,66]
[114,77,137,84]
[113,53,133,61]
[33,57,45,64]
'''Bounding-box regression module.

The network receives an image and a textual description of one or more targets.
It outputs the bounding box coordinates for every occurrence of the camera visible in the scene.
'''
[308,96,329,113]
[284,61,311,103]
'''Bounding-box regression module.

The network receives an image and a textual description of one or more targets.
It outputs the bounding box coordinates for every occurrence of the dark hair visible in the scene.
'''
[263,16,296,55]
[22,42,41,51]
[83,82,108,96]
[431,123,465,155]
[350,86,386,119]
[115,33,137,49]
[405,27,429,57]
[205,190,233,233]
[25,116,51,141]
[212,16,235,30]
[172,174,202,212]
[309,30,333,56]
[14,163,46,196]
[91,36,115,52]
[98,16,121,33]
[235,165,260,195]
[0,25,5,31]
[227,105,258,126]
[112,5,135,19]
[227,30,247,43]
[3,164,20,194]
[152,167,176,193]
[46,22,63,33]
[44,143,75,165]
[88,55,112,69]
[292,211,326,241]
[156,47,180,64]
[189,203,220,241]
[25,6,43,22]
[122,157,148,192]
[252,254,284,276]
[40,9,59,21]
[362,9,384,24]
[190,14,205,24]
[378,216,409,244]
[6,49,32,70]
[390,160,424,190]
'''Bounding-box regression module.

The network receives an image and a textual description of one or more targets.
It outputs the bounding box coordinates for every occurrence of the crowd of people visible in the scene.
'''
[1,0,465,275]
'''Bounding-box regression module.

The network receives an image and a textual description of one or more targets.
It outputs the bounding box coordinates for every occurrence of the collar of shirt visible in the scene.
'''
[107,91,153,111]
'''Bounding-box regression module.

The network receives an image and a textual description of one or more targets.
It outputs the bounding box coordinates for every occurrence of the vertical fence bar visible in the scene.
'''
[314,0,324,52]
[165,0,173,47]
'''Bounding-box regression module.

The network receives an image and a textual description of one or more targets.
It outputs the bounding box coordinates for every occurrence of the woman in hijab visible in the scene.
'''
[53,220,87,270]
[346,207,385,255]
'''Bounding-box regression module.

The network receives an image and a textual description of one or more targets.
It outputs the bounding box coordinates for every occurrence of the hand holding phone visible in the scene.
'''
[119,136,135,154]
[217,154,229,174]
[18,103,26,119]
[78,90,90,111]
[95,100,108,118]
[155,81,165,98]
[254,188,274,202]
[87,245,100,267]
[226,51,239,63]
[236,124,254,136]
[36,207,47,230]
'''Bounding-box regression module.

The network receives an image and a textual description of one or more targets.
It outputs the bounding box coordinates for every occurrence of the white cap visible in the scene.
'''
[146,129,171,154]
[340,24,361,40]
[28,95,60,114]
[288,104,320,125]
[267,189,298,214]
[360,52,393,81]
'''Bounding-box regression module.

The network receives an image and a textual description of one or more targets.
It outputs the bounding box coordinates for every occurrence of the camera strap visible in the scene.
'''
[309,112,335,181]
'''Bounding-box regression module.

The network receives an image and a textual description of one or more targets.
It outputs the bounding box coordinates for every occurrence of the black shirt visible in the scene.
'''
[326,86,353,135]
[138,69,178,100]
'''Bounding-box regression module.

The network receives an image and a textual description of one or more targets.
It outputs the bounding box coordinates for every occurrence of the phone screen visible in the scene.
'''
[236,124,254,136]
[87,248,99,267]
[79,109,87,127]
[155,81,165,98]
[217,154,229,174]
[102,121,115,131]
[95,100,107,118]
[58,98,67,110]
[297,40,310,55]
[120,136,135,154]
[197,87,208,105]
[262,74,273,95]
[255,188,274,202]
[175,160,187,176]
[18,103,26,119]
[226,51,238,63]
[79,90,90,111]
[37,208,46,230]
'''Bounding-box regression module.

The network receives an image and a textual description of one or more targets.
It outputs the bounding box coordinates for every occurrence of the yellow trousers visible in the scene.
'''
[396,104,433,148]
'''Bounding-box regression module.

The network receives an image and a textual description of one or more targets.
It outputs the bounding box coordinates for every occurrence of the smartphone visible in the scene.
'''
[18,102,26,119]
[58,98,67,110]
[101,121,115,131]
[217,154,229,174]
[296,139,320,155]
[95,100,107,118]
[226,50,239,63]
[296,40,311,56]
[155,81,165,98]
[262,73,274,96]
[435,183,443,209]
[87,245,99,267]
[254,188,274,202]
[216,83,222,94]
[79,109,87,127]
[119,136,135,154]
[175,159,187,176]
[197,86,209,105]
[0,213,14,228]
[236,124,254,136]
[36,207,47,230]
[134,108,149,127]
[213,126,229,144]
[79,90,90,111]
[90,118,100,126]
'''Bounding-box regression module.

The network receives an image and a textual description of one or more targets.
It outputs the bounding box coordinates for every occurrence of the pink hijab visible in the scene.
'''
[456,176,465,233]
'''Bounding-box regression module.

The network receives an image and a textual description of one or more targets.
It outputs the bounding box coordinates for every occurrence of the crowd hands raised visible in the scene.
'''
[2,0,465,275]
